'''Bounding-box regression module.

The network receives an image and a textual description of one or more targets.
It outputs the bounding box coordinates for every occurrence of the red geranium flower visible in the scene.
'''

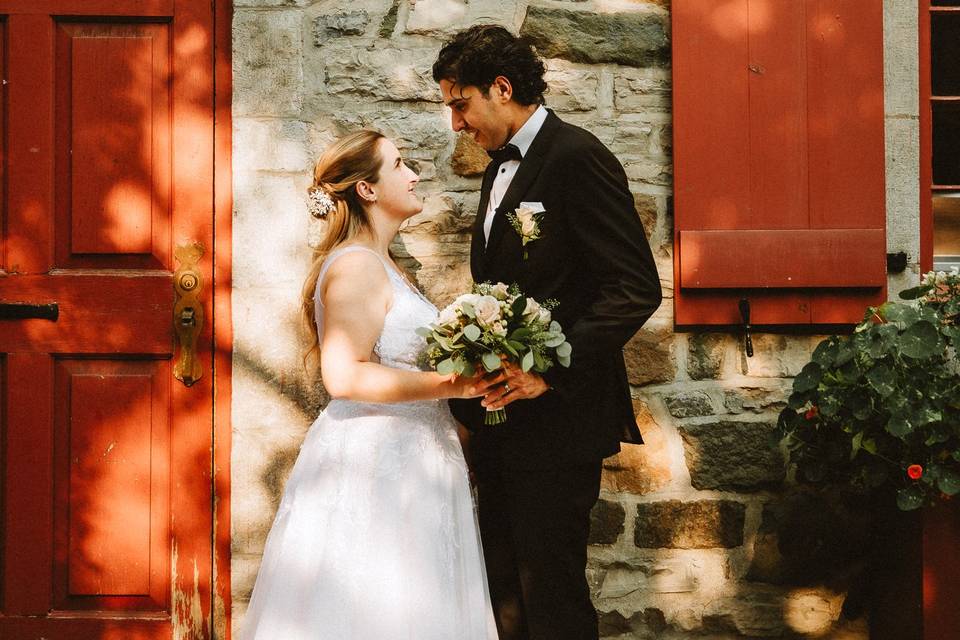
[907,464,924,480]
[804,406,819,420]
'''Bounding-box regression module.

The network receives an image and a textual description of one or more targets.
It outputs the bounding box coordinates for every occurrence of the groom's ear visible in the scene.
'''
[490,76,513,103]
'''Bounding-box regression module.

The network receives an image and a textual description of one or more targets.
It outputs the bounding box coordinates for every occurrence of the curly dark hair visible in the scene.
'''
[432,25,547,106]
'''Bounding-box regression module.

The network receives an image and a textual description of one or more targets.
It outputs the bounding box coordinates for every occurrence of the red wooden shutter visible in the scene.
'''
[672,0,887,325]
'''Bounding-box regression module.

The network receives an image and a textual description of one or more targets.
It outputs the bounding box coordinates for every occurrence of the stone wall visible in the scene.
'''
[231,0,919,637]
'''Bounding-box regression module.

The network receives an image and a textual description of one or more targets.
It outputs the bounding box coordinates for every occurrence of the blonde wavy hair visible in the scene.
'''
[301,130,385,366]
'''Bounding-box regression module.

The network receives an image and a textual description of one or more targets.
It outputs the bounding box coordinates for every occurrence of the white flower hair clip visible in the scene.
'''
[308,187,336,219]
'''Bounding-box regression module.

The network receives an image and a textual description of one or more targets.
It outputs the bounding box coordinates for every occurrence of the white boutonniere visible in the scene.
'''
[507,204,544,260]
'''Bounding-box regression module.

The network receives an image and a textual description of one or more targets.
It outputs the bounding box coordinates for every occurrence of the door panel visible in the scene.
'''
[56,20,172,268]
[52,359,170,612]
[0,1,216,637]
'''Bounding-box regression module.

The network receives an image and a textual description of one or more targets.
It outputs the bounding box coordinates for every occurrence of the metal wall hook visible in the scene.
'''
[738,298,754,358]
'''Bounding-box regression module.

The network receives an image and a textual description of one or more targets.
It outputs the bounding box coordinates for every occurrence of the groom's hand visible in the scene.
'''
[481,361,549,410]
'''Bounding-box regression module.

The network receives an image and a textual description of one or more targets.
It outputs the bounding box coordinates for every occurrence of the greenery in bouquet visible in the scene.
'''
[776,269,960,511]
[418,282,572,424]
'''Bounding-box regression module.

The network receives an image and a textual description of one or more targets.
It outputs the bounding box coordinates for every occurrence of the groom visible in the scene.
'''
[434,25,662,640]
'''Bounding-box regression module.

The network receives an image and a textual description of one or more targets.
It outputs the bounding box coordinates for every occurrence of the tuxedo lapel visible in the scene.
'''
[471,162,498,280]
[482,111,562,272]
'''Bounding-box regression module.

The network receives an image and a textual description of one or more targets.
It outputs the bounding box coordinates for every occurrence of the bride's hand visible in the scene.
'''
[444,370,506,399]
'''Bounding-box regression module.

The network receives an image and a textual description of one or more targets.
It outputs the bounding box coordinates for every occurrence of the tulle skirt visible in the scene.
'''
[241,399,499,640]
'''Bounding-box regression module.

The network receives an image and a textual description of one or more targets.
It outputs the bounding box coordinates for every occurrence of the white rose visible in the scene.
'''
[522,297,542,323]
[473,295,502,329]
[538,307,552,324]
[515,207,537,236]
[490,282,510,300]
[438,304,458,326]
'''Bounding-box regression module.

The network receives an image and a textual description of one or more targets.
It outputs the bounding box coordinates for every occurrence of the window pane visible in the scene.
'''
[932,14,960,95]
[933,193,960,271]
[933,102,960,185]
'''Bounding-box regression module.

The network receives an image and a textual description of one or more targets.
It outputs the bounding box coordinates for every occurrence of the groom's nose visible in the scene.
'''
[451,111,466,132]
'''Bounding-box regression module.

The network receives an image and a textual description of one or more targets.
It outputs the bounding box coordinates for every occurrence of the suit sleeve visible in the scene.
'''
[541,139,662,394]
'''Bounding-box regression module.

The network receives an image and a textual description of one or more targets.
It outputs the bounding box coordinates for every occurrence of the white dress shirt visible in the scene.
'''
[484,105,549,244]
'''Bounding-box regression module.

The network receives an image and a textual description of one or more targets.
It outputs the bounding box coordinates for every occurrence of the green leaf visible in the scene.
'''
[886,413,914,438]
[811,340,839,367]
[915,406,943,427]
[463,324,481,342]
[862,438,878,455]
[882,303,920,327]
[866,363,895,397]
[851,431,863,459]
[533,350,548,372]
[897,487,925,511]
[416,326,434,337]
[556,342,572,358]
[460,301,475,318]
[509,327,532,341]
[820,395,841,417]
[558,354,571,368]
[461,361,476,377]
[899,320,942,359]
[511,296,527,319]
[521,350,535,372]
[898,285,929,300]
[436,358,456,375]
[942,470,960,496]
[481,352,502,372]
[452,357,466,375]
[793,362,823,393]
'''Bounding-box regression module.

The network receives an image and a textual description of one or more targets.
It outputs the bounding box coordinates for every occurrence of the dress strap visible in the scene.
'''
[315,245,392,309]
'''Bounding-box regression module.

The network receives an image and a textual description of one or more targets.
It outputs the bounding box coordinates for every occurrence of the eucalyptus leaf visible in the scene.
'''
[558,354,571,368]
[556,342,572,358]
[436,358,456,375]
[544,334,565,348]
[416,326,434,337]
[482,352,502,372]
[463,324,481,342]
[460,301,476,318]
[521,350,535,372]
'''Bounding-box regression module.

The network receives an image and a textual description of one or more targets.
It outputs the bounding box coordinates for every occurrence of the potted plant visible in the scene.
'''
[776,269,960,639]
[776,269,960,509]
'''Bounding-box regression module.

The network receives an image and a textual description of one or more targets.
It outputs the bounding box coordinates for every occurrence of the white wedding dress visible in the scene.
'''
[241,245,499,640]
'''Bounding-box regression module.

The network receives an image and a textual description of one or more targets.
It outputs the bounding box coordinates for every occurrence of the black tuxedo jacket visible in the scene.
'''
[450,110,662,470]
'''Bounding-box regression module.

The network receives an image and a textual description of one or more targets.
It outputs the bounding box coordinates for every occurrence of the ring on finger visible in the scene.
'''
[504,382,511,392]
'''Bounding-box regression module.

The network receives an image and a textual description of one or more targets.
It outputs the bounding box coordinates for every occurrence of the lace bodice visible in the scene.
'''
[314,245,438,371]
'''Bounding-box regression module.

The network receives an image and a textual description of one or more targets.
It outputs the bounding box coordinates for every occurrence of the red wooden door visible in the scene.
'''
[0,1,218,637]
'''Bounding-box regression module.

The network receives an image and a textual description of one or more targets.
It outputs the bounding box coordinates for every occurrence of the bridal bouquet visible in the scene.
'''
[418,282,572,425]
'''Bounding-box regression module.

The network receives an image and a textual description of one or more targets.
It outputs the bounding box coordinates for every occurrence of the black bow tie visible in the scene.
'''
[486,143,522,165]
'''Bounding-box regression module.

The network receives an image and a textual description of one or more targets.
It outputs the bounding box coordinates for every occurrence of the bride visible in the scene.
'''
[241,130,501,639]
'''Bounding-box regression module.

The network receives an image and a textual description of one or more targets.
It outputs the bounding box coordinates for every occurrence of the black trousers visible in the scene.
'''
[476,458,602,640]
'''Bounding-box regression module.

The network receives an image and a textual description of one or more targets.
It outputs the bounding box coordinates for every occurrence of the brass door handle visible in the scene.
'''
[173,242,204,387]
